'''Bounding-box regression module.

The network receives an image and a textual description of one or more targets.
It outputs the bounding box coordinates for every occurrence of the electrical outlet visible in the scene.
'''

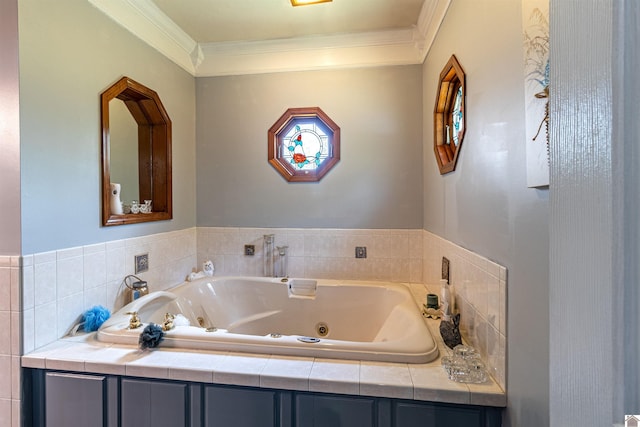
[441,256,450,281]
[355,246,367,259]
[135,253,149,274]
[244,244,255,256]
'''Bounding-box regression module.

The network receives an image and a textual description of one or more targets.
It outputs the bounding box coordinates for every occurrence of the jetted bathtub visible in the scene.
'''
[97,276,439,363]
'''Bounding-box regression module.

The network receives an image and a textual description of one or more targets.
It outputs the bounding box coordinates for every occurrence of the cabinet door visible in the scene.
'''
[45,372,115,427]
[295,394,375,427]
[394,401,483,427]
[204,385,279,427]
[121,378,188,427]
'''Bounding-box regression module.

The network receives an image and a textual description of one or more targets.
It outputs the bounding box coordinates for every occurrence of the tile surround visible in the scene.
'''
[197,227,424,283]
[22,333,506,407]
[309,358,360,395]
[196,227,507,391]
[16,226,507,419]
[23,228,197,355]
[421,231,507,391]
[260,355,314,391]
[0,255,21,427]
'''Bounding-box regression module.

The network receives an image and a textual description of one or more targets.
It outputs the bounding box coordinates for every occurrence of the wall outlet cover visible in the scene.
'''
[355,246,367,259]
[244,245,255,256]
[442,256,450,281]
[135,253,149,274]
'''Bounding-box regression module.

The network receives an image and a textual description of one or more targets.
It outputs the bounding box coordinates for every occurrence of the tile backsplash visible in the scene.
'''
[22,228,197,354]
[196,227,424,283]
[18,226,507,392]
[422,231,507,391]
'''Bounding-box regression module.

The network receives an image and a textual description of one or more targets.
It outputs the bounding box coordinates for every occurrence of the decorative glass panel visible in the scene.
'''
[282,122,330,170]
[451,86,464,147]
[268,107,340,182]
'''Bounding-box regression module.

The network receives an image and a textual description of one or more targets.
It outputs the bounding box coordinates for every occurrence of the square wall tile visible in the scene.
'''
[34,260,56,307]
[0,312,10,356]
[0,399,10,427]
[21,309,34,355]
[56,255,83,299]
[21,265,34,311]
[106,243,126,283]
[0,355,10,399]
[83,249,106,290]
[34,302,57,349]
[0,269,10,312]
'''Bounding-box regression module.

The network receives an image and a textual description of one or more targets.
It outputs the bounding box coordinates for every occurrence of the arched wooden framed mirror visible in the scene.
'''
[101,76,172,226]
[434,55,466,174]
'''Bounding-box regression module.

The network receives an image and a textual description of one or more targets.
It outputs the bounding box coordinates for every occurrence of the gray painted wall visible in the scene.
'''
[18,0,197,255]
[195,67,423,229]
[17,1,624,425]
[0,0,21,255]
[422,1,549,426]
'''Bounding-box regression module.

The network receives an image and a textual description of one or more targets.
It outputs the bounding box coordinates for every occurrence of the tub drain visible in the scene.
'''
[316,322,329,337]
[298,337,321,343]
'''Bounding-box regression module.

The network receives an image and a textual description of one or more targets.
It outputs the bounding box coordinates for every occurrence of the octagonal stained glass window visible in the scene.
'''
[268,107,340,182]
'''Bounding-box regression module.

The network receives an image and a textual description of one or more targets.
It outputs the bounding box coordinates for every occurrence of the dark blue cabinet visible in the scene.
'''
[121,378,188,427]
[296,394,375,427]
[394,401,483,427]
[24,369,502,427]
[43,372,117,427]
[204,385,291,427]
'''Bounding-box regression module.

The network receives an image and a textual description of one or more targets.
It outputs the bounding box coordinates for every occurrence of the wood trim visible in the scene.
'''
[101,76,172,226]
[268,107,340,182]
[433,55,466,175]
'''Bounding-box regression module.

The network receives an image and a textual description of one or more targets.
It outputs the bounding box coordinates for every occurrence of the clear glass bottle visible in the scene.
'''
[440,279,451,320]
[263,234,275,277]
[276,245,288,277]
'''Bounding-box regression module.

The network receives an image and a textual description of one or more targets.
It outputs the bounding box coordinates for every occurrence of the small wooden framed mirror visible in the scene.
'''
[101,76,172,226]
[434,55,466,174]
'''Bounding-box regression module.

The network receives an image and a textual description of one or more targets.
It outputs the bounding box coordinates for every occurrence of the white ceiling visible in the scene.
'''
[88,0,451,76]
[152,0,426,44]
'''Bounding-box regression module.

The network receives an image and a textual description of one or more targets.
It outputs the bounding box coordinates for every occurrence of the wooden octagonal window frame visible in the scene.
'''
[434,54,466,175]
[268,107,340,182]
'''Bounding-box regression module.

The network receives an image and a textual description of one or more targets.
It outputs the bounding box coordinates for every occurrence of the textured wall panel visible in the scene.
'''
[549,0,613,425]
[611,0,640,417]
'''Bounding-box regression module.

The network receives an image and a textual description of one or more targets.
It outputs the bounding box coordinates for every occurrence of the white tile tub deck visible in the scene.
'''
[22,318,505,408]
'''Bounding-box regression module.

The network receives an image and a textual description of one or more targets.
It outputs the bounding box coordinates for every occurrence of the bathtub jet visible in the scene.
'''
[97,276,439,364]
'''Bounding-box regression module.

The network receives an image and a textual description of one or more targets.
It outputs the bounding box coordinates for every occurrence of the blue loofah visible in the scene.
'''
[139,323,165,350]
[83,305,111,332]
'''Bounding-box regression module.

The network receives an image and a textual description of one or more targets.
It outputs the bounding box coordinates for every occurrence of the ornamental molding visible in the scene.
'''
[88,0,451,77]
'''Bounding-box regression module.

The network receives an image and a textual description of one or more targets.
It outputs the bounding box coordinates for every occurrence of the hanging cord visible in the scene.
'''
[122,274,146,291]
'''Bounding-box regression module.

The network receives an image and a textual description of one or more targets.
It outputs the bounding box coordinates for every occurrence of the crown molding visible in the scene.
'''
[88,0,201,74]
[88,0,451,77]
[416,0,452,61]
[197,28,423,76]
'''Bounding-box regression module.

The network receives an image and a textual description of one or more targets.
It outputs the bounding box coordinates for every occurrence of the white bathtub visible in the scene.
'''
[97,276,438,363]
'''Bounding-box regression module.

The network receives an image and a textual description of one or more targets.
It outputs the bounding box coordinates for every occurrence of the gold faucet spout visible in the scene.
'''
[126,311,141,329]
[162,313,175,331]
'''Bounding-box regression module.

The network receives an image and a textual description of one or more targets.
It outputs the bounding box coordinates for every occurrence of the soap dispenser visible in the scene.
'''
[124,275,149,304]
